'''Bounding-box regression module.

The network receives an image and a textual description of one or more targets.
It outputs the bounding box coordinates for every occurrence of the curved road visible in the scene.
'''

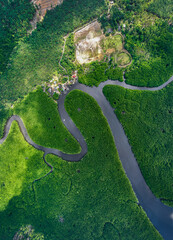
[0,76,173,239]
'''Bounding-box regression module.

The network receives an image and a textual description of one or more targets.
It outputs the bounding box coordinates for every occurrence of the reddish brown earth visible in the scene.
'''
[30,0,63,31]
[32,0,63,17]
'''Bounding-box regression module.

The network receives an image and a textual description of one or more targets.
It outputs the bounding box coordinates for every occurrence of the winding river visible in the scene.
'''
[0,76,173,240]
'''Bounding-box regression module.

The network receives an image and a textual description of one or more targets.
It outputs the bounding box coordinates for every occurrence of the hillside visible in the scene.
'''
[31,0,63,29]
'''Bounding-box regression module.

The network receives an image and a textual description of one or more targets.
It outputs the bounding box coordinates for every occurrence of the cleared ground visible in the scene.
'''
[75,22,131,67]
[32,0,63,18]
[75,21,105,64]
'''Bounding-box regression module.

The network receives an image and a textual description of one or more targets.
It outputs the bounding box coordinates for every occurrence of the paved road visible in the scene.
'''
[0,76,173,239]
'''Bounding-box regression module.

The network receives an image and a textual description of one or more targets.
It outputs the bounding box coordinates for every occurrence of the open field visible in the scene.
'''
[0,90,162,239]
[14,87,80,153]
[103,83,173,206]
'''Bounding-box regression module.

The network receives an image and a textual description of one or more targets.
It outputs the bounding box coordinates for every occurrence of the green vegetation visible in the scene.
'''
[77,32,127,86]
[58,33,76,78]
[105,66,124,81]
[0,108,12,138]
[0,0,35,72]
[0,90,162,239]
[99,5,125,33]
[102,34,123,51]
[98,1,173,87]
[78,61,108,86]
[1,0,172,108]
[117,51,131,66]
[0,0,106,111]
[14,225,44,240]
[14,87,80,153]
[0,121,49,211]
[102,34,131,67]
[124,19,173,86]
[77,0,173,87]
[78,60,124,86]
[52,92,59,100]
[1,0,172,238]
[103,84,173,206]
[148,0,173,18]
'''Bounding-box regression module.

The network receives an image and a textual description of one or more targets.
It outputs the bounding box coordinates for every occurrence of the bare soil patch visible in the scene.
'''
[74,22,132,67]
[30,0,63,31]
[74,21,105,64]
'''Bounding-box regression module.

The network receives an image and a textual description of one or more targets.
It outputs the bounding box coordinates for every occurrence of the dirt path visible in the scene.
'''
[58,37,68,73]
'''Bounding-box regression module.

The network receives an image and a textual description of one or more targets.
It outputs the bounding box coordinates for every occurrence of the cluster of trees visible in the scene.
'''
[14,87,80,152]
[59,33,76,77]
[148,0,173,18]
[0,0,35,72]
[99,6,124,33]
[106,66,123,81]
[78,60,123,86]
[0,0,106,132]
[0,88,161,239]
[13,225,44,240]
[1,0,172,125]
[99,0,147,34]
[103,83,173,205]
[98,0,173,87]
[117,0,146,12]
[78,61,108,86]
[124,19,173,86]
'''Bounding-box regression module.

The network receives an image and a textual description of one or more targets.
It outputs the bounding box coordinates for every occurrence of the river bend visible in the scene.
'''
[0,76,173,240]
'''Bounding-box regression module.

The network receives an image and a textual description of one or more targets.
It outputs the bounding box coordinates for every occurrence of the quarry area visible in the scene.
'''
[74,20,131,67]
[74,21,105,64]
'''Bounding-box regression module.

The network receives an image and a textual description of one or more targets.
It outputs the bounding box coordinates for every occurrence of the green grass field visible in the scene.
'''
[103,84,173,206]
[0,90,161,239]
[14,87,80,153]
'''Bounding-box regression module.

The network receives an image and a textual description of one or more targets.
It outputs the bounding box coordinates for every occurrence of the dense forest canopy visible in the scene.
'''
[0,1,173,238]
[148,0,173,18]
[98,0,173,87]
[0,0,35,72]
[0,0,106,136]
[0,0,172,132]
